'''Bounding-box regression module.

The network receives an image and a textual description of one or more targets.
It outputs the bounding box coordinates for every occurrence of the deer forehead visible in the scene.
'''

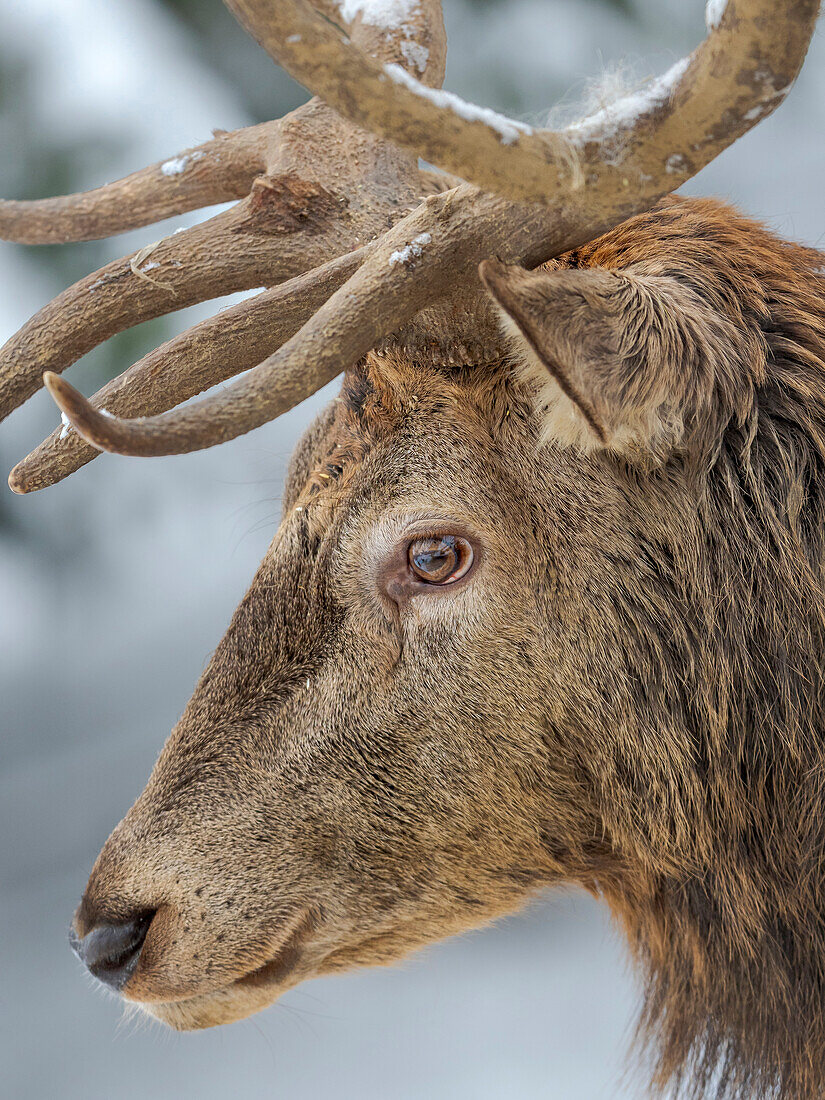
[295,357,520,506]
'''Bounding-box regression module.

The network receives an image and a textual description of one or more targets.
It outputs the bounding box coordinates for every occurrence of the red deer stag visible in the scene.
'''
[2,1,823,1097]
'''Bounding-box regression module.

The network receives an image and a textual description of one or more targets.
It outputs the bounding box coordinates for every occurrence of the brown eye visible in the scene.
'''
[407,535,474,585]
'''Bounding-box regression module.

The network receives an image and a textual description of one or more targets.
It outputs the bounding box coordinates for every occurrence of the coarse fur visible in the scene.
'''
[75,196,825,1100]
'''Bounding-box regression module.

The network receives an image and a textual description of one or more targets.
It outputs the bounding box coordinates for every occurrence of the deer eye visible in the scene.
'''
[407,536,474,585]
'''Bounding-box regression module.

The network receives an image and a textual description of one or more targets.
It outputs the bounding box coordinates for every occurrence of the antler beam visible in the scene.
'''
[1,195,338,421]
[227,0,816,205]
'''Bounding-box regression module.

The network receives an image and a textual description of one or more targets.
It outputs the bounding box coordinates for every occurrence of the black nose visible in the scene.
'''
[69,912,154,990]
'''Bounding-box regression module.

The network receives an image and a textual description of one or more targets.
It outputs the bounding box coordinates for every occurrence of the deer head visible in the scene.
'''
[3,2,824,1098]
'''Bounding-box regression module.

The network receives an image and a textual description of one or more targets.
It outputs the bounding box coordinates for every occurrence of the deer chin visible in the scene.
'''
[141,971,301,1031]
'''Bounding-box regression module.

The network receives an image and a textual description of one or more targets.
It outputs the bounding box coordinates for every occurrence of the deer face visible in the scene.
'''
[72,351,610,1029]
[67,198,785,1030]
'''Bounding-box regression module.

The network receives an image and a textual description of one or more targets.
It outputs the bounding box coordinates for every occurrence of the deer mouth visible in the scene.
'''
[135,910,317,1030]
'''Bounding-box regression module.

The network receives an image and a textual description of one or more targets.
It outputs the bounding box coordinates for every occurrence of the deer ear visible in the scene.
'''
[479,259,728,464]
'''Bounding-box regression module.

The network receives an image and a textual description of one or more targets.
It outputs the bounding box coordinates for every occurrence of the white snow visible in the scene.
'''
[339,1,430,74]
[388,231,431,267]
[566,57,690,147]
[161,155,188,176]
[384,63,533,145]
[160,150,203,176]
[400,39,428,73]
[705,0,727,32]
[338,0,420,29]
[666,153,687,174]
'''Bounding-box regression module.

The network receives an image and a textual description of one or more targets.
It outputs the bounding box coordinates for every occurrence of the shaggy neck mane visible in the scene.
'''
[581,200,825,1100]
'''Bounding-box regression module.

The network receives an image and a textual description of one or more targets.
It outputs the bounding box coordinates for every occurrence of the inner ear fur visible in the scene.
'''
[479,258,752,465]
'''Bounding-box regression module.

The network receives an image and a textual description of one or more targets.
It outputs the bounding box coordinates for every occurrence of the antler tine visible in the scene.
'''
[9,246,368,494]
[42,0,819,461]
[233,0,817,207]
[0,191,356,423]
[0,125,271,245]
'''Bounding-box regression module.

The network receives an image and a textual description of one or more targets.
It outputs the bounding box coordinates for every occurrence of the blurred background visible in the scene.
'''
[1,1,822,1097]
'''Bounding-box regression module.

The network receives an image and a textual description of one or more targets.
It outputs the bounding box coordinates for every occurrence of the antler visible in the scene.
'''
[3,0,818,489]
[4,0,446,491]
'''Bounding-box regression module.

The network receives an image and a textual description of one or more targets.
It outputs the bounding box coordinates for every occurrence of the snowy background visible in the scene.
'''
[1,1,823,1097]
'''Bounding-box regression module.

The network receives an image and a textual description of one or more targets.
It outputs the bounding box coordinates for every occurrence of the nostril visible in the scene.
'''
[70,911,155,990]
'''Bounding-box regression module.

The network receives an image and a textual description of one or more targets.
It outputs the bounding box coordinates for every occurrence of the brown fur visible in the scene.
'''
[75,196,825,1100]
